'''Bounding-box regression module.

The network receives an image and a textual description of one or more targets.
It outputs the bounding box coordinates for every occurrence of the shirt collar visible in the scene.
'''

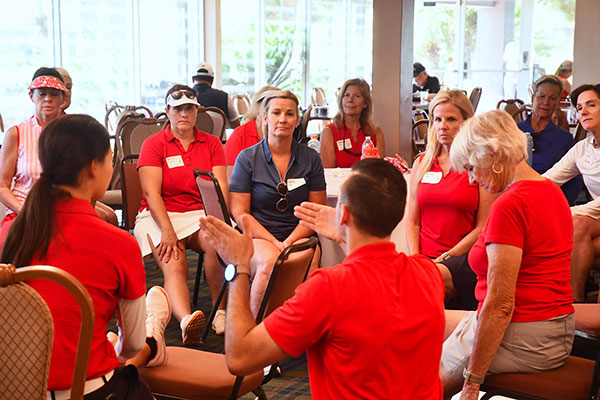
[260,138,300,164]
[343,242,398,265]
[164,125,205,143]
[54,196,99,217]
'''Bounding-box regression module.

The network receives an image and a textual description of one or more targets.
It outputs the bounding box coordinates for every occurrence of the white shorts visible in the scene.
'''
[133,209,206,257]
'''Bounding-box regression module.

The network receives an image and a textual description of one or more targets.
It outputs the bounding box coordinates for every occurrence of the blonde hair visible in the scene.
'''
[450,110,527,174]
[262,90,300,136]
[332,78,376,135]
[416,90,474,182]
[533,74,563,95]
[244,85,279,121]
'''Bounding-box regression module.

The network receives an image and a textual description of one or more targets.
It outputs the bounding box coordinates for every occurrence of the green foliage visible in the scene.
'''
[264,23,295,88]
[537,0,575,21]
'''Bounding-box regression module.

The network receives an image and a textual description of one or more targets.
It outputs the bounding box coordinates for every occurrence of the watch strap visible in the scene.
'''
[463,368,485,384]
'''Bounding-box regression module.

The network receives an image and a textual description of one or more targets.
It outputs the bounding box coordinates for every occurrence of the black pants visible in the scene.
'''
[85,365,153,400]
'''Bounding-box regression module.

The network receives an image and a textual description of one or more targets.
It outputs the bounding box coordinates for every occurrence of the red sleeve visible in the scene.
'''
[263,270,333,357]
[224,128,243,165]
[115,233,146,299]
[207,134,226,167]
[137,132,163,169]
[484,194,526,249]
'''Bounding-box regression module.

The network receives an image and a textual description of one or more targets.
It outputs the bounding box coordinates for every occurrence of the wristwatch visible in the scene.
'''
[224,263,251,282]
[463,368,485,384]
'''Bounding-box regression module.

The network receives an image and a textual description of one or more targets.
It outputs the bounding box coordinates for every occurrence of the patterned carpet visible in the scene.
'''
[144,250,312,400]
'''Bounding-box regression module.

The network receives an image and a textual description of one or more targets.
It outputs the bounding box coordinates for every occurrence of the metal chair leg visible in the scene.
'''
[192,253,204,307]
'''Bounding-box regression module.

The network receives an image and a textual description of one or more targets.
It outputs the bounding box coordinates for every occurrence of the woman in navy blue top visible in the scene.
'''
[229,90,327,316]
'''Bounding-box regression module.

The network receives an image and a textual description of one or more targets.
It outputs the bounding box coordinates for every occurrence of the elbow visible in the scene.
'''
[484,295,515,320]
[225,353,254,376]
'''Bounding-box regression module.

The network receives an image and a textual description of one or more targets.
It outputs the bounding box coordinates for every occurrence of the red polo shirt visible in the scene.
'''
[224,118,260,165]
[264,242,444,399]
[137,126,226,213]
[27,197,146,390]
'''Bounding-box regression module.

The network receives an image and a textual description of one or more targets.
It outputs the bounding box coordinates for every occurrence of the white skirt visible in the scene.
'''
[133,208,206,257]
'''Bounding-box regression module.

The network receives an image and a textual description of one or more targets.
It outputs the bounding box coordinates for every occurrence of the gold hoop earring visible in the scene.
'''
[492,163,504,174]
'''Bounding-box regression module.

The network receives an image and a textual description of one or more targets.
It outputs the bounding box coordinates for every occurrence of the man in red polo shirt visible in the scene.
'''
[199,159,445,400]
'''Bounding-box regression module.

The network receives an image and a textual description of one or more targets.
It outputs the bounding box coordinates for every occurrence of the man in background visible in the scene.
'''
[192,62,240,128]
[413,62,441,94]
[54,67,72,113]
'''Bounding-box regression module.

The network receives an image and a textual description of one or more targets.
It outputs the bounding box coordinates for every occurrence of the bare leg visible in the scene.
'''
[94,201,119,226]
[437,263,458,299]
[440,309,469,399]
[151,239,190,322]
[571,215,600,302]
[188,230,225,308]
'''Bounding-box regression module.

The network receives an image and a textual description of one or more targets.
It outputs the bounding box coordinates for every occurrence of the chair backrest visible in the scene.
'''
[511,104,533,123]
[311,87,327,106]
[256,237,319,323]
[0,264,94,400]
[0,112,4,132]
[195,106,227,142]
[232,94,251,117]
[120,155,142,231]
[574,122,589,143]
[108,117,163,192]
[412,119,429,155]
[194,169,231,226]
[497,98,525,116]
[104,103,153,135]
[553,108,570,131]
[300,105,313,141]
[469,87,483,112]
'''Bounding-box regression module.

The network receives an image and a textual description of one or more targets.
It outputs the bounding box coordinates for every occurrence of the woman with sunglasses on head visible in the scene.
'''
[407,91,497,310]
[0,67,116,249]
[320,78,385,168]
[1,114,171,399]
[134,84,227,343]
[229,90,327,316]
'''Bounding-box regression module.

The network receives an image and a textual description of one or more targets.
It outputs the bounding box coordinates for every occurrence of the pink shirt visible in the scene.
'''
[7,116,43,215]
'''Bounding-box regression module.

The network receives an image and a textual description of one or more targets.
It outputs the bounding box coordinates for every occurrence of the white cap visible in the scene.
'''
[194,62,215,79]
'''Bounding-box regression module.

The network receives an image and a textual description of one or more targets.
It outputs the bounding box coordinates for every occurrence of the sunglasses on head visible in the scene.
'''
[170,89,197,101]
[276,182,288,212]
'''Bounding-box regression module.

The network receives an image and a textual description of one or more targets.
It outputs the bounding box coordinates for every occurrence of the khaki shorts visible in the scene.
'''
[441,311,575,382]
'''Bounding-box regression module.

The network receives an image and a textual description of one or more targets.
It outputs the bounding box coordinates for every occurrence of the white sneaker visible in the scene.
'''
[212,310,226,336]
[145,286,171,367]
[181,310,205,345]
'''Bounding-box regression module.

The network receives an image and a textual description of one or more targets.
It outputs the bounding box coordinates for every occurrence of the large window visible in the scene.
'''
[414,0,575,113]
[221,0,373,109]
[0,0,203,130]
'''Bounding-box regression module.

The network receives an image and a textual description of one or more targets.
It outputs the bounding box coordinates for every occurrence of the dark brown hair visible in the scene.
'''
[339,159,407,238]
[2,115,110,267]
[571,84,600,107]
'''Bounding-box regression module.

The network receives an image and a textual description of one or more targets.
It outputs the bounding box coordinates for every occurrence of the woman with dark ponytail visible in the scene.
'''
[2,114,169,399]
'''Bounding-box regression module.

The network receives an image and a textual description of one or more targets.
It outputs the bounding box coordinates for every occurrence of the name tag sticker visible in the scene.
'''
[287,178,306,191]
[336,140,344,151]
[166,155,184,169]
[344,138,352,149]
[421,171,443,184]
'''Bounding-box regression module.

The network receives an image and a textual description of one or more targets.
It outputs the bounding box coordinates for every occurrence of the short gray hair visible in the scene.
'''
[450,110,527,172]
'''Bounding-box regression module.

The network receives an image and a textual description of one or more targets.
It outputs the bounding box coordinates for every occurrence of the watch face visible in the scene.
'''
[224,264,236,281]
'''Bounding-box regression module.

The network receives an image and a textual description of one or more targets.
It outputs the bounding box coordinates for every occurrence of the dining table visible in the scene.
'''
[320,167,410,267]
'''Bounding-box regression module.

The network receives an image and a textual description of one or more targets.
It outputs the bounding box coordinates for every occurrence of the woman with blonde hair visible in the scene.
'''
[320,78,385,168]
[441,110,574,398]
[407,90,496,309]
[224,85,279,177]
[229,90,326,315]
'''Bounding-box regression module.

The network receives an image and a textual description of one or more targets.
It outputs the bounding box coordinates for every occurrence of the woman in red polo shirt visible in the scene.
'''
[406,90,496,310]
[320,78,385,168]
[134,84,227,343]
[1,114,169,398]
[224,85,278,178]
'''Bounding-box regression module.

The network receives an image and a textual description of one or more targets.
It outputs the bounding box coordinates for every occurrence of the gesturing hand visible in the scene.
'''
[199,215,254,267]
[294,201,341,243]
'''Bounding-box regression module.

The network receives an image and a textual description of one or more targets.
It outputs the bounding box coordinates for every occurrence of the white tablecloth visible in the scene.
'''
[320,168,410,267]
